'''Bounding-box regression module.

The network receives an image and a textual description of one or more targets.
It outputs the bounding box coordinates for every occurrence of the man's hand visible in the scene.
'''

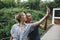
[31,6,50,27]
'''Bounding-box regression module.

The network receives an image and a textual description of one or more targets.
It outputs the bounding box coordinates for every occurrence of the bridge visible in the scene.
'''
[41,24,60,40]
[41,8,60,40]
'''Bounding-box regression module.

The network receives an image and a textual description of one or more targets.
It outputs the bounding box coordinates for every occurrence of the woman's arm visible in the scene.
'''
[32,7,50,27]
[32,13,48,27]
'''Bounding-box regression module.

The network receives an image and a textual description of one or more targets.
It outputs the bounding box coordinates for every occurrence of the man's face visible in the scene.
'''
[26,13,32,22]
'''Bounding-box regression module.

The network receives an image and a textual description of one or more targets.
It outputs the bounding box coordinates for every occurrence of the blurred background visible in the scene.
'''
[0,0,60,40]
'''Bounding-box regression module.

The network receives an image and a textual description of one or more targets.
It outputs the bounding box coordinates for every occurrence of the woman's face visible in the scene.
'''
[20,13,27,22]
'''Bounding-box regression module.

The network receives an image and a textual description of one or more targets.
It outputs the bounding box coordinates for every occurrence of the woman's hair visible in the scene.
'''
[15,12,25,23]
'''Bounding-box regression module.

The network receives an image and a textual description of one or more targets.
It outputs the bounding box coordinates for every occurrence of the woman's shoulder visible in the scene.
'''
[13,23,19,26]
[12,23,19,28]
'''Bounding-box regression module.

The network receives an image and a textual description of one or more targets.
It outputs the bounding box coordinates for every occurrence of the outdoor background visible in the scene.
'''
[0,0,60,40]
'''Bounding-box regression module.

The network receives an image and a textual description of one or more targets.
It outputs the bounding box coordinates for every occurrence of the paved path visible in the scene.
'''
[41,24,60,40]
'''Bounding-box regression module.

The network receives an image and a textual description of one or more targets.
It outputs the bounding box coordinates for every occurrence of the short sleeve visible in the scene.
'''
[10,25,18,40]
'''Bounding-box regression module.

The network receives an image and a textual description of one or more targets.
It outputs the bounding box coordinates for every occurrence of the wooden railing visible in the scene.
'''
[44,17,48,30]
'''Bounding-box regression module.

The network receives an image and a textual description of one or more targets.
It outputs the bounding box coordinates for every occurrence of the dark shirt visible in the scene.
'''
[28,22,40,40]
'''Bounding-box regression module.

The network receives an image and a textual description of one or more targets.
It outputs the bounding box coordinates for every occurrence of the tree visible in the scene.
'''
[0,0,16,8]
[28,0,40,10]
[55,0,60,7]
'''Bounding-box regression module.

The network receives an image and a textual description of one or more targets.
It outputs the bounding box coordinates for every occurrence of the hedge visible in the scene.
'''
[0,8,45,39]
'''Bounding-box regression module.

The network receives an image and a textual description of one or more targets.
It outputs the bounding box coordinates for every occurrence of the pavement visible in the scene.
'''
[41,24,60,40]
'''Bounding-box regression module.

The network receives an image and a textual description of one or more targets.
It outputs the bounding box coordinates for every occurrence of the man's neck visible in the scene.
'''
[27,21,32,23]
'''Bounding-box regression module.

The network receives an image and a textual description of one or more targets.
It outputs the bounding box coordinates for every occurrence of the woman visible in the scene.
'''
[10,9,49,40]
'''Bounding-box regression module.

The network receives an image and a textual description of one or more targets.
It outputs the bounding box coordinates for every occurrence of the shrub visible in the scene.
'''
[0,8,45,39]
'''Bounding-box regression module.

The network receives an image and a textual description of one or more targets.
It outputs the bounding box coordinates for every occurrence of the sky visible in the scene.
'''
[20,0,28,2]
[41,0,54,2]
[20,0,54,2]
[15,0,54,2]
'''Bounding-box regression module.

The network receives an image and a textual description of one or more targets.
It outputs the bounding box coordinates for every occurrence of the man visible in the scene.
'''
[26,6,50,40]
[26,13,46,40]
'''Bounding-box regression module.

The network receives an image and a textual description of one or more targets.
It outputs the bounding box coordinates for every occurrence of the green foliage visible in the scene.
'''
[0,0,16,9]
[17,0,40,10]
[0,0,40,10]
[0,8,45,39]
[55,0,60,7]
[28,0,40,10]
[46,0,60,15]
[40,0,60,15]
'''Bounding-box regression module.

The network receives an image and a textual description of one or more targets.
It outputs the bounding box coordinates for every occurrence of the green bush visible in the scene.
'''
[0,0,16,9]
[17,0,40,10]
[0,8,45,39]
